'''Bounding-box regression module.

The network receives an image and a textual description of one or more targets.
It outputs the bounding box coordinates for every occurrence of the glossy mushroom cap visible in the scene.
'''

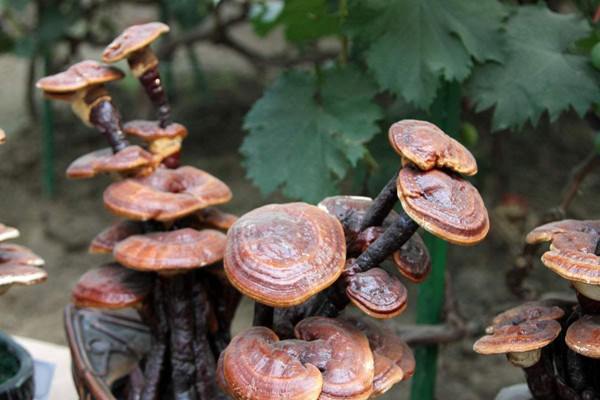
[219,326,323,400]
[36,60,124,93]
[0,244,44,267]
[191,207,238,232]
[224,203,346,307]
[473,320,561,367]
[102,22,169,63]
[487,302,565,334]
[343,316,415,397]
[397,164,489,245]
[66,146,155,179]
[526,220,600,245]
[0,244,46,289]
[541,250,600,286]
[0,224,19,242]
[392,233,431,283]
[389,120,477,176]
[123,120,188,141]
[114,228,226,272]
[103,166,232,221]
[89,220,145,254]
[346,268,408,319]
[565,315,600,359]
[71,263,153,309]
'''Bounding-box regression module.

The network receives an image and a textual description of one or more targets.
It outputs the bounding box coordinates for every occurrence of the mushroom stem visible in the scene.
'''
[89,100,129,153]
[138,66,171,128]
[359,171,399,231]
[191,277,218,400]
[163,273,198,400]
[518,348,557,400]
[127,364,145,400]
[353,211,419,273]
[253,302,274,328]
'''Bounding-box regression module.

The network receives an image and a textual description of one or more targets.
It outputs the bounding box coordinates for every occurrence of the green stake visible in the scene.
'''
[409,80,461,400]
[41,50,55,196]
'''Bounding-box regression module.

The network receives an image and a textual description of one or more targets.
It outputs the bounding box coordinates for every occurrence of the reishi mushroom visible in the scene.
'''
[66,146,155,179]
[123,120,188,168]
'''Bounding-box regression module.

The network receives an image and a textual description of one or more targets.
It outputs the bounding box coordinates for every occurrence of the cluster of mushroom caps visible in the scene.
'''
[38,22,244,400]
[474,220,600,399]
[217,119,490,400]
[0,129,47,296]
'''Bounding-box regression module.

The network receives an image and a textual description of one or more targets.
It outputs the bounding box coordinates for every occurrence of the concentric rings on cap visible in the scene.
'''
[473,320,561,355]
[224,203,346,307]
[541,250,600,285]
[397,164,489,245]
[346,268,408,319]
[565,315,600,359]
[388,120,477,175]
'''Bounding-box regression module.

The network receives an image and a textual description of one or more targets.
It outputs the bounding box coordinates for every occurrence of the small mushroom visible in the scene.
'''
[103,166,232,221]
[392,233,431,283]
[102,23,172,127]
[0,244,46,293]
[565,314,600,359]
[123,120,188,168]
[487,301,565,334]
[66,146,155,179]
[36,60,129,152]
[224,203,346,307]
[346,268,408,319]
[70,262,153,309]
[0,224,19,242]
[89,220,145,254]
[0,243,44,267]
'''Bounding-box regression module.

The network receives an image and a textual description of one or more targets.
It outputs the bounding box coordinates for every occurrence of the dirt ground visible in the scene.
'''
[1,42,600,400]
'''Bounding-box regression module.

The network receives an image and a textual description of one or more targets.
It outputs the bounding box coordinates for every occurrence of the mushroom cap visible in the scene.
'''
[473,320,561,355]
[565,315,600,359]
[224,203,346,307]
[123,120,188,141]
[113,228,226,272]
[89,220,145,254]
[342,316,415,396]
[66,146,155,179]
[192,207,238,231]
[0,128,5,144]
[220,326,323,400]
[388,120,477,175]
[541,250,600,285]
[0,244,46,288]
[488,302,565,334]
[392,233,431,283]
[103,166,232,221]
[397,164,489,245]
[346,268,408,319]
[36,60,124,93]
[526,220,600,245]
[102,22,170,63]
[294,317,374,400]
[0,224,19,242]
[71,263,153,309]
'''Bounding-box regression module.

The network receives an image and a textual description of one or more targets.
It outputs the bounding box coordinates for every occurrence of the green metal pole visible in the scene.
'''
[42,51,55,196]
[409,80,461,400]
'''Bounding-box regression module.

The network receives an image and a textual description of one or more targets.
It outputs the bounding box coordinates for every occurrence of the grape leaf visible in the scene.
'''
[242,66,383,203]
[467,5,600,131]
[346,0,506,109]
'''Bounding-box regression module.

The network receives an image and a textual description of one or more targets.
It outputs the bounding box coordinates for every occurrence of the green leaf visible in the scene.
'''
[242,66,383,203]
[251,0,340,42]
[467,5,600,131]
[167,0,211,29]
[346,0,506,109]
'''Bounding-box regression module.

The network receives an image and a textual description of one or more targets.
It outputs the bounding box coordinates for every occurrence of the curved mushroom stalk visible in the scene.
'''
[102,23,172,128]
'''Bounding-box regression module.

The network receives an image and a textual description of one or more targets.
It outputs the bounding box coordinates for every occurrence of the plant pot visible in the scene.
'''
[0,330,34,400]
[64,303,151,400]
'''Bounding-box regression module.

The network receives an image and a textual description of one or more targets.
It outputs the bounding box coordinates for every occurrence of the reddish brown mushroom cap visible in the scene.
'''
[526,220,600,245]
[71,263,153,309]
[0,244,46,288]
[193,207,238,231]
[388,120,477,175]
[342,316,414,396]
[346,268,408,319]
[113,228,226,272]
[123,120,188,141]
[397,164,489,245]
[565,315,600,359]
[103,166,232,221]
[541,250,600,285]
[224,203,346,307]
[89,220,145,254]
[0,224,19,242]
[220,326,323,400]
[294,317,374,400]
[0,244,44,267]
[488,302,565,334]
[36,60,124,93]
[0,128,5,144]
[102,22,169,63]
[392,233,431,282]
[66,146,155,179]
[473,320,561,355]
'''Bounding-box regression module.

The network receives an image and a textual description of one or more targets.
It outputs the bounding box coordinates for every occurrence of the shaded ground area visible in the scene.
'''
[1,63,599,399]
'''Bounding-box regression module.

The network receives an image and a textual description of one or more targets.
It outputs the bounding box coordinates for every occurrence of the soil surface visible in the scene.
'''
[1,55,600,400]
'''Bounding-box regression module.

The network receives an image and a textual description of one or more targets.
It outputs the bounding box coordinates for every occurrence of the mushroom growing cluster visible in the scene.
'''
[475,219,600,399]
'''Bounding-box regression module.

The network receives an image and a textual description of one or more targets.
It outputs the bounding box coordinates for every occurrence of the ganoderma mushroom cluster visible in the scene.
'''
[475,219,600,399]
